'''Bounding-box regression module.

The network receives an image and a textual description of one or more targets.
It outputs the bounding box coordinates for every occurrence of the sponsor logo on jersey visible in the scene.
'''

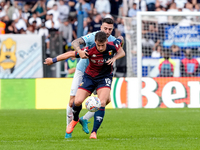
[79,82,84,86]
[84,35,90,40]
[94,58,111,65]
[91,58,111,65]
[108,50,112,55]
[91,59,96,63]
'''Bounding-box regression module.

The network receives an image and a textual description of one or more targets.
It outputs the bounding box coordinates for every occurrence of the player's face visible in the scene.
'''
[95,40,107,52]
[101,23,114,38]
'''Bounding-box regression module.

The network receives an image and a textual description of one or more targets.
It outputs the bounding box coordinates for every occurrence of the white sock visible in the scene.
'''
[66,104,73,128]
[83,111,95,120]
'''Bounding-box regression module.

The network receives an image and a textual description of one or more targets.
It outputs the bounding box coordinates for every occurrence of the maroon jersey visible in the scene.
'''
[82,39,122,79]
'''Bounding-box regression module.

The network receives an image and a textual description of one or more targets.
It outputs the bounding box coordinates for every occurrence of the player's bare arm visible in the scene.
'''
[71,37,89,59]
[107,47,125,65]
[44,51,76,66]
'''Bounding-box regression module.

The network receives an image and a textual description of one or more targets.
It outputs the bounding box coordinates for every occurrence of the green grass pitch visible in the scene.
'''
[0,108,200,150]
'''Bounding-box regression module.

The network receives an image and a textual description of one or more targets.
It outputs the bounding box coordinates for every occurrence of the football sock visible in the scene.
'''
[92,107,105,133]
[83,111,95,120]
[72,102,82,121]
[67,104,73,127]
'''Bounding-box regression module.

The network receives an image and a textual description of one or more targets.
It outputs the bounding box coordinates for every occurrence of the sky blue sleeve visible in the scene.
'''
[107,35,116,42]
[82,31,97,46]
[76,59,89,72]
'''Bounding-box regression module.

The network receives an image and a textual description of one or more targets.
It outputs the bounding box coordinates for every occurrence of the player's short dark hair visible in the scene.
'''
[95,32,107,43]
[102,18,114,25]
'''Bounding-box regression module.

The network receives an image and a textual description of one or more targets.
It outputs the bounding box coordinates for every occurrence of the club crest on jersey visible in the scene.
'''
[84,35,90,40]
[108,50,112,56]
[79,82,84,86]
[92,54,97,57]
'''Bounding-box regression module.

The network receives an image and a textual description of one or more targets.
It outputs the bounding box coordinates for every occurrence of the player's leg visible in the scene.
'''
[80,90,111,135]
[65,69,83,138]
[66,96,74,128]
[82,95,111,121]
[65,96,75,138]
[67,74,95,134]
[90,87,110,139]
[81,89,97,122]
[66,88,91,134]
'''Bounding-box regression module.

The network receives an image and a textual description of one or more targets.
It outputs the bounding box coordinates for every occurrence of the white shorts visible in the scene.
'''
[70,69,84,96]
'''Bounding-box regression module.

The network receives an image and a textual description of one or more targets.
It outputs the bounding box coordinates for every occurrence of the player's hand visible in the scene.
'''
[106,58,116,65]
[44,58,53,65]
[78,50,89,59]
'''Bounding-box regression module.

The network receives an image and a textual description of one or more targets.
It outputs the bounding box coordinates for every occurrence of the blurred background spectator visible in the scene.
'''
[152,44,161,58]
[88,13,101,32]
[159,49,175,77]
[75,0,91,18]
[57,0,69,22]
[59,17,73,52]
[29,11,42,28]
[31,0,46,21]
[45,13,59,30]
[0,0,200,77]
[95,0,110,15]
[146,0,156,11]
[128,3,139,17]
[171,45,184,57]
[181,49,200,77]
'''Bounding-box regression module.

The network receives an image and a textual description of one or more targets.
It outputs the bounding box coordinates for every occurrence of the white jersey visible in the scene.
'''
[76,31,116,73]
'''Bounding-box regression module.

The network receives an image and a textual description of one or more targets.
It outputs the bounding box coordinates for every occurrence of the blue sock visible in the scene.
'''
[72,102,82,121]
[92,107,105,133]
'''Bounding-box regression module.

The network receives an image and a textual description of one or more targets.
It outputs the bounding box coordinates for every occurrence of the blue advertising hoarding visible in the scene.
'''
[163,25,200,48]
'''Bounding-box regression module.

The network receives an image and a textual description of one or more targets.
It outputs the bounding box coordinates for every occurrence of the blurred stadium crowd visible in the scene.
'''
[0,0,200,58]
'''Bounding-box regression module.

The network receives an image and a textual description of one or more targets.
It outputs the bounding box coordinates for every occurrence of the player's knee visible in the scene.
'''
[74,101,82,106]
[69,96,75,107]
[100,100,106,107]
[74,97,83,106]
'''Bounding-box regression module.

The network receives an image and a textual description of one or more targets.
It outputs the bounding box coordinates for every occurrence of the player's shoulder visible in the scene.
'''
[159,58,165,63]
[88,43,96,50]
[82,31,98,40]
[107,34,116,42]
